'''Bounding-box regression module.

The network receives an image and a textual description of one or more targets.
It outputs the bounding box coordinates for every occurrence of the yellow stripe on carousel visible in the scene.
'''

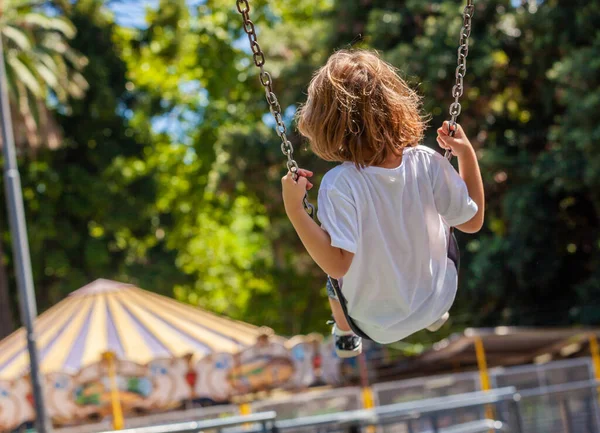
[1,297,94,378]
[40,297,96,374]
[130,288,257,336]
[80,295,109,367]
[118,293,197,357]
[0,298,79,369]
[127,289,243,353]
[107,293,155,365]
[132,289,260,345]
[137,301,239,353]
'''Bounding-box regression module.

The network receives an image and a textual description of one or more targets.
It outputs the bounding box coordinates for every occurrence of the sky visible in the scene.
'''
[110,0,160,28]
[110,0,206,28]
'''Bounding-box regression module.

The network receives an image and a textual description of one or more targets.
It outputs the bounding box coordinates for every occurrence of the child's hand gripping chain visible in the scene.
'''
[437,121,485,234]
[436,121,472,157]
[282,169,314,214]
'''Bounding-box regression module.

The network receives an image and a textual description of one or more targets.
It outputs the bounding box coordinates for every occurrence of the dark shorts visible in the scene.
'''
[326,277,339,300]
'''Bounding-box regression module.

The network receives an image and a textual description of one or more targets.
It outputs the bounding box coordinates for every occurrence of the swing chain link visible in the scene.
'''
[236,0,315,218]
[446,0,474,160]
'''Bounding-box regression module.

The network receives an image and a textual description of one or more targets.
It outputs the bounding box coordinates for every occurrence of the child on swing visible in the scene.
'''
[282,49,484,357]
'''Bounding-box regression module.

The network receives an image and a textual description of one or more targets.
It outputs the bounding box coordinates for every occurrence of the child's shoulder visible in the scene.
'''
[405,145,447,174]
[406,144,442,160]
[321,163,357,190]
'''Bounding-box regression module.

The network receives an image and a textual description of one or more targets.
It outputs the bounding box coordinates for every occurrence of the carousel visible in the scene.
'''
[0,279,344,431]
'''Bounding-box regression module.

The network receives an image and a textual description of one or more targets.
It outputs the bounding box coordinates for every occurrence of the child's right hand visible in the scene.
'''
[436,121,474,158]
[281,168,314,213]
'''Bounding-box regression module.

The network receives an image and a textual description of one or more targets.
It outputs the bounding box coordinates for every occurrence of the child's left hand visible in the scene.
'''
[282,168,314,212]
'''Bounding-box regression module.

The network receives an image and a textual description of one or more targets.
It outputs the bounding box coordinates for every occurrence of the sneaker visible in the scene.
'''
[331,322,362,358]
[426,312,450,332]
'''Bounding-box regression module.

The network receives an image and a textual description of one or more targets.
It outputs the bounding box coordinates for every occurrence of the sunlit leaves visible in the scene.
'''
[1,0,88,150]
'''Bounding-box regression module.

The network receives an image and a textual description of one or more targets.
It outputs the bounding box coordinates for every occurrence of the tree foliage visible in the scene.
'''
[1,0,599,341]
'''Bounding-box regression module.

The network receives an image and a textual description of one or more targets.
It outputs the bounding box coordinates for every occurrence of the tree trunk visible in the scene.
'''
[0,235,14,340]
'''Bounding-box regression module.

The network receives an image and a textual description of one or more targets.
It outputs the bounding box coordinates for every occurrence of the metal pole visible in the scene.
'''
[474,336,495,421]
[585,394,597,433]
[559,396,574,433]
[511,395,524,433]
[589,334,600,381]
[430,414,439,433]
[0,37,52,433]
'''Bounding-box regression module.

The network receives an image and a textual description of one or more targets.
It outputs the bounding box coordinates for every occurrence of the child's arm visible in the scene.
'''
[282,170,354,279]
[437,122,485,233]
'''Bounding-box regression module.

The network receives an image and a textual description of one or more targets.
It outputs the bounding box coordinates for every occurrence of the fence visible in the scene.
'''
[511,381,600,433]
[99,382,600,433]
[373,357,595,406]
[55,357,599,433]
[251,387,363,420]
[99,388,518,433]
[55,404,242,433]
[99,411,277,433]
[273,387,517,433]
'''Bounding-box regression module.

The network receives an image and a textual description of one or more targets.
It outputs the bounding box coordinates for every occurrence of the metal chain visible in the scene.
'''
[235,0,315,218]
[446,0,475,160]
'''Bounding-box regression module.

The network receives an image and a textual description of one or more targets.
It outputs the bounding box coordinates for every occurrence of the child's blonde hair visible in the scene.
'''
[297,49,426,167]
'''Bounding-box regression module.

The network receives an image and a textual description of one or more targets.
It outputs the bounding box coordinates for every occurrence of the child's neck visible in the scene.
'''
[376,154,403,169]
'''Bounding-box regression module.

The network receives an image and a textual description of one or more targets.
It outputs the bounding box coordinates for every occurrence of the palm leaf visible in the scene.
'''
[24,84,41,130]
[19,13,76,39]
[1,2,88,152]
[5,61,20,102]
[63,46,88,70]
[46,16,77,39]
[6,55,42,97]
[35,62,59,90]
[40,34,67,54]
[53,55,69,102]
[2,25,32,50]
[33,49,59,73]
[15,80,40,149]
[67,71,88,98]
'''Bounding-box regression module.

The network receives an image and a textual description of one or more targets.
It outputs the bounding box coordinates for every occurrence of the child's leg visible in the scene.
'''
[329,297,352,332]
[326,278,362,358]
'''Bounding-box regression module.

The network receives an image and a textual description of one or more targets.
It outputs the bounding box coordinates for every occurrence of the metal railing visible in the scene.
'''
[97,389,516,433]
[375,357,595,408]
[98,411,277,433]
[81,372,600,433]
[511,380,600,433]
[271,387,517,433]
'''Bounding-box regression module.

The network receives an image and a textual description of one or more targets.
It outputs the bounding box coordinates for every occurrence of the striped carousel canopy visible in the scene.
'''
[0,279,276,379]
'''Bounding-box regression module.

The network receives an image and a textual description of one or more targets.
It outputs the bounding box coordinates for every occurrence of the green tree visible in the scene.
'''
[5,0,598,345]
[324,0,600,330]
[185,0,337,334]
[22,0,184,306]
[0,0,87,339]
[214,0,600,335]
[115,0,280,325]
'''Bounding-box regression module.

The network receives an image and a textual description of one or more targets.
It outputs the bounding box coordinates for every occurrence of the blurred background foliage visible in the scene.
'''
[0,0,598,342]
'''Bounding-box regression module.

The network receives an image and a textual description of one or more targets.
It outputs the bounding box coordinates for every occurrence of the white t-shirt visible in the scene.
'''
[317,145,478,344]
